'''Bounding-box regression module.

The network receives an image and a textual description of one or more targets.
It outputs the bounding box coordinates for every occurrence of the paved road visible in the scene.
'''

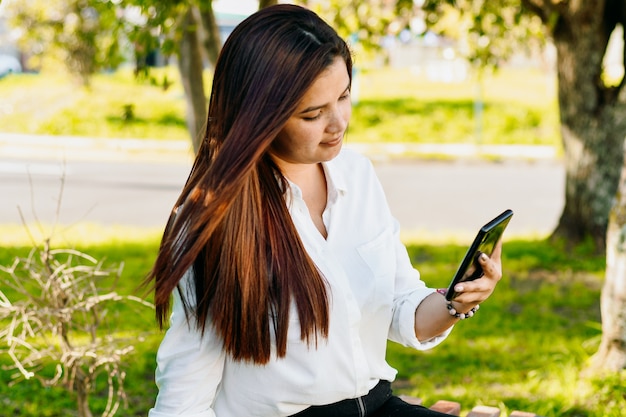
[1,158,190,229]
[0,152,564,240]
[376,158,564,239]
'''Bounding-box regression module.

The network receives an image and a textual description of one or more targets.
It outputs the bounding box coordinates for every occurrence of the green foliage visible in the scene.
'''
[305,0,415,52]
[421,0,546,69]
[5,0,127,84]
[122,0,190,58]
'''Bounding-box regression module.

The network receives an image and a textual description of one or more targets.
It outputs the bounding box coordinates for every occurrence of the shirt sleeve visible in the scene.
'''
[387,218,453,350]
[149,271,225,417]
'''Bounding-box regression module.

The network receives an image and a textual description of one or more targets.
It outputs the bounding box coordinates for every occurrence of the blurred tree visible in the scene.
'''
[260,0,279,8]
[5,0,125,86]
[4,0,219,152]
[303,0,416,56]
[122,0,291,152]
[199,1,222,66]
[126,0,283,152]
[595,146,626,371]
[122,0,212,153]
[423,0,626,373]
[423,0,626,253]
[177,5,208,154]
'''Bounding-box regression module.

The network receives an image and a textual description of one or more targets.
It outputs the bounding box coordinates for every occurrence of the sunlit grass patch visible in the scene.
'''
[388,237,608,415]
[0,222,164,247]
[0,67,190,140]
[0,65,560,150]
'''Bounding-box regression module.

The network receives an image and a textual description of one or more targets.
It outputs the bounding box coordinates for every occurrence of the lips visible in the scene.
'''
[322,136,343,146]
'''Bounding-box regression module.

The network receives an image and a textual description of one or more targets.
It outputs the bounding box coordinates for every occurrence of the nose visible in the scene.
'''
[326,106,349,134]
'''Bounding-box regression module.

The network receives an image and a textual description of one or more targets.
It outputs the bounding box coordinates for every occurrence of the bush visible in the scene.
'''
[0,238,153,417]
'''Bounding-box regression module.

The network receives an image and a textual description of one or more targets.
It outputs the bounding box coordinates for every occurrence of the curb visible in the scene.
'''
[347,142,558,161]
[0,133,558,163]
[0,133,193,163]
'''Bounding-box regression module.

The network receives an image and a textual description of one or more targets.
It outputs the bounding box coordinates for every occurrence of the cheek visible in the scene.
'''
[289,123,321,147]
[342,101,352,124]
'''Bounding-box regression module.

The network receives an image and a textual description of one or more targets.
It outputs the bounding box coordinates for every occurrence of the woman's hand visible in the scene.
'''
[449,239,503,310]
[414,239,504,341]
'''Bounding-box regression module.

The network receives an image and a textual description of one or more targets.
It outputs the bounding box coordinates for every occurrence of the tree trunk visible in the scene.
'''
[549,1,626,252]
[592,143,626,371]
[177,6,208,154]
[74,371,93,417]
[259,0,279,8]
[548,0,626,371]
[198,0,221,68]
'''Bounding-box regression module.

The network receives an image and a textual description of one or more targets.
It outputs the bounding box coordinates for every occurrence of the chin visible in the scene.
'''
[324,144,342,161]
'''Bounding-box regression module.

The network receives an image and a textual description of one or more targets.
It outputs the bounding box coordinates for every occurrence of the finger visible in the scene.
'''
[454,277,493,295]
[452,278,494,304]
[450,289,486,305]
[481,257,502,281]
[478,250,502,281]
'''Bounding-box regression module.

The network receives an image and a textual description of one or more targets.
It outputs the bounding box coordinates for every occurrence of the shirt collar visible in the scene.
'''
[322,157,348,203]
[281,158,348,207]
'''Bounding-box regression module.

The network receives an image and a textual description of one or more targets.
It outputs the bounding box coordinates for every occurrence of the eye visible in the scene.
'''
[339,91,351,101]
[302,113,322,121]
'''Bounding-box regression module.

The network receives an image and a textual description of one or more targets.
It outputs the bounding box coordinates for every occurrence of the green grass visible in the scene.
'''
[351,67,559,147]
[0,67,190,141]
[1,231,621,417]
[0,66,560,149]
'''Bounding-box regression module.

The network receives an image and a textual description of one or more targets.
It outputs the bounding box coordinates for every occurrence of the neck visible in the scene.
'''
[280,163,323,187]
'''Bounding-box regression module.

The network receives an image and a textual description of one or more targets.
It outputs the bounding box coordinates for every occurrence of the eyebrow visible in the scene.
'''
[298,83,351,115]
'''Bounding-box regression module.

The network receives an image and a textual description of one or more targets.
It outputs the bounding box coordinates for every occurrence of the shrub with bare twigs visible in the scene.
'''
[0,238,154,417]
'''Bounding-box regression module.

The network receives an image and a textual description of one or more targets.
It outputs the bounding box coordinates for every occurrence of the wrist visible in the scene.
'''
[447,301,479,319]
[450,300,476,314]
[437,289,479,320]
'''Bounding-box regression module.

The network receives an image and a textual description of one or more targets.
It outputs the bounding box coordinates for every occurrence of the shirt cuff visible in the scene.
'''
[395,288,452,350]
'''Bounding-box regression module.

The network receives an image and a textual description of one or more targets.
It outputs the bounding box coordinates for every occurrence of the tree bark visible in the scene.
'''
[259,0,279,8]
[543,0,626,371]
[547,1,626,252]
[75,371,93,417]
[198,0,221,68]
[592,143,626,371]
[177,6,208,154]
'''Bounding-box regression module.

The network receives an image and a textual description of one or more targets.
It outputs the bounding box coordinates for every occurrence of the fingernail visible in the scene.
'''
[455,285,464,292]
[480,253,488,261]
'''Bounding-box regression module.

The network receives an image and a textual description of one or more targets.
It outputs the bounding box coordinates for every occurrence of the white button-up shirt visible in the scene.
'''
[149,149,450,417]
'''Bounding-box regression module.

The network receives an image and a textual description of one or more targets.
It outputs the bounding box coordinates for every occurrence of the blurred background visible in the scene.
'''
[1,1,626,417]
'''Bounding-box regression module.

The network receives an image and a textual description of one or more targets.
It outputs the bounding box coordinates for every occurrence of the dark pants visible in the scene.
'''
[289,380,453,417]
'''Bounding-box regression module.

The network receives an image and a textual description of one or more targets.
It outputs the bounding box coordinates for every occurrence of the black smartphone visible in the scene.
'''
[445,209,514,301]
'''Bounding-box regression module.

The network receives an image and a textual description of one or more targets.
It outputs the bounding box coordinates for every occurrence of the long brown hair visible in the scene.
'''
[147,4,353,364]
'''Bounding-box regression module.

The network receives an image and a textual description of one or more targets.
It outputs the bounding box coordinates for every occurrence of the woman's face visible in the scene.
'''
[270,57,351,172]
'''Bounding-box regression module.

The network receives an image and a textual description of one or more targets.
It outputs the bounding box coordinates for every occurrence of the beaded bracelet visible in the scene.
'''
[446,301,479,320]
[436,288,479,319]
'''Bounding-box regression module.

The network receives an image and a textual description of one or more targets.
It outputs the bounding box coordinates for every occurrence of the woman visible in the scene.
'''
[147,4,503,417]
